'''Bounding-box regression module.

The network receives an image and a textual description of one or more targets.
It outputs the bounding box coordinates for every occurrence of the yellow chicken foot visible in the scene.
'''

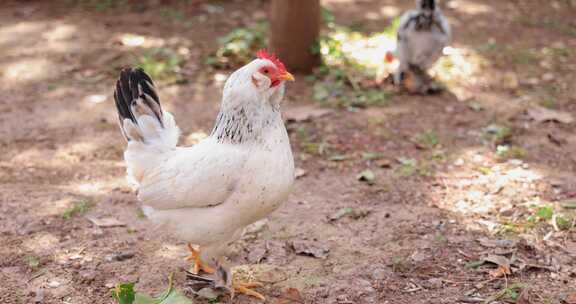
[232,281,265,301]
[186,243,215,274]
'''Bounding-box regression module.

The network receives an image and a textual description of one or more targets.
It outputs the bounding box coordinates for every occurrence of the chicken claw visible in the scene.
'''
[186,243,215,274]
[232,281,265,301]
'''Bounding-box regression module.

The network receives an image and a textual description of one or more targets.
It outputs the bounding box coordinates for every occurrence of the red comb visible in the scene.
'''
[256,49,287,73]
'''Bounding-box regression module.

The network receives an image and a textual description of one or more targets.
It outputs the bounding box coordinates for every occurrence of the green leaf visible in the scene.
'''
[112,282,136,304]
[63,200,92,219]
[112,274,194,304]
[535,206,554,220]
[313,83,330,102]
[556,216,572,230]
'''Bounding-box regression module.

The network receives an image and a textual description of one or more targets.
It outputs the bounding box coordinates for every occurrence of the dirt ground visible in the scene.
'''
[1,0,575,303]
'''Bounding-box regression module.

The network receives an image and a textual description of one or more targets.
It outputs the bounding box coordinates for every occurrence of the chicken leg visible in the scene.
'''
[232,281,265,301]
[186,244,215,274]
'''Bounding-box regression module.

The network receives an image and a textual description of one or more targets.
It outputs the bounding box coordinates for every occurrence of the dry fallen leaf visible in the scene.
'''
[482,255,511,278]
[276,287,304,304]
[489,265,511,278]
[527,106,574,124]
[86,217,126,228]
[284,106,333,122]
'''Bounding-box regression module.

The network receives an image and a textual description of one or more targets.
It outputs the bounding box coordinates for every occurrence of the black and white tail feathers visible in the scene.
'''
[113,67,179,149]
[419,0,435,11]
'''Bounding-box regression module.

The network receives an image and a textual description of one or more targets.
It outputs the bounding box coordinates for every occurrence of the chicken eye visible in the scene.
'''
[263,68,269,74]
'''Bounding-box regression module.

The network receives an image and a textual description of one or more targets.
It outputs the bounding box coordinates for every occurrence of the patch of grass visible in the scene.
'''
[487,283,526,303]
[496,145,526,161]
[63,200,92,219]
[135,48,182,80]
[396,157,417,177]
[538,98,556,109]
[301,142,327,156]
[390,256,409,272]
[383,18,400,38]
[484,123,512,145]
[414,130,440,149]
[24,256,40,269]
[429,149,447,162]
[206,22,268,68]
[525,204,573,230]
[555,215,572,230]
[309,7,396,108]
[136,209,146,219]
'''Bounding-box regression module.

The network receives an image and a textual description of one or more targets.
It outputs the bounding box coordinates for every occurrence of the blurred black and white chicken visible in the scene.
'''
[113,50,295,300]
[394,0,451,94]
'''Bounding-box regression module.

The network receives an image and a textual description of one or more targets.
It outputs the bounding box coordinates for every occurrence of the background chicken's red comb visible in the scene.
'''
[256,49,287,73]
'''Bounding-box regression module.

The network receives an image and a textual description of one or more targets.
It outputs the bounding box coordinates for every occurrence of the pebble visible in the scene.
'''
[105,252,135,262]
[79,270,97,283]
[47,281,61,288]
[542,73,555,82]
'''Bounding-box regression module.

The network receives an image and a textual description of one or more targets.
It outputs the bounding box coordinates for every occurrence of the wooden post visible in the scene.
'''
[269,0,321,73]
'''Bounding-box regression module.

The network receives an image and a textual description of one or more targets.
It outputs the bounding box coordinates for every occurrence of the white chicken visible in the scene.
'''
[113,50,295,300]
[394,0,451,93]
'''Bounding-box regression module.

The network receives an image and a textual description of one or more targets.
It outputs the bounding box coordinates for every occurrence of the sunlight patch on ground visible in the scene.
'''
[23,232,60,253]
[155,244,186,260]
[447,0,493,15]
[116,33,165,48]
[9,148,44,164]
[35,198,75,217]
[83,94,107,105]
[431,46,488,87]
[321,28,398,80]
[42,23,76,42]
[65,176,127,196]
[2,58,53,82]
[434,147,545,233]
[0,21,44,46]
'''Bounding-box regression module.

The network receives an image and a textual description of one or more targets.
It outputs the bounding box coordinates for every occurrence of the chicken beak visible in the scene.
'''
[279,71,295,82]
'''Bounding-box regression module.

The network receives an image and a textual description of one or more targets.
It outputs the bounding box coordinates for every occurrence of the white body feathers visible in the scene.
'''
[395,2,451,83]
[115,64,294,259]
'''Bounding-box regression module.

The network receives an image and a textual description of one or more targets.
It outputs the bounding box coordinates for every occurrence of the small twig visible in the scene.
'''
[457,249,471,258]
[459,297,486,303]
[27,270,46,283]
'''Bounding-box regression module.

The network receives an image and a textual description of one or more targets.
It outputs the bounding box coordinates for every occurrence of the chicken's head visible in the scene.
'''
[223,50,294,108]
[251,50,295,90]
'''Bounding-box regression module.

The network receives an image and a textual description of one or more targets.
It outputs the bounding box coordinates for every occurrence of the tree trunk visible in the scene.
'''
[269,0,320,73]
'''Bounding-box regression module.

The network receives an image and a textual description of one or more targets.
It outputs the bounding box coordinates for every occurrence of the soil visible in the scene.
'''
[1,0,575,303]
